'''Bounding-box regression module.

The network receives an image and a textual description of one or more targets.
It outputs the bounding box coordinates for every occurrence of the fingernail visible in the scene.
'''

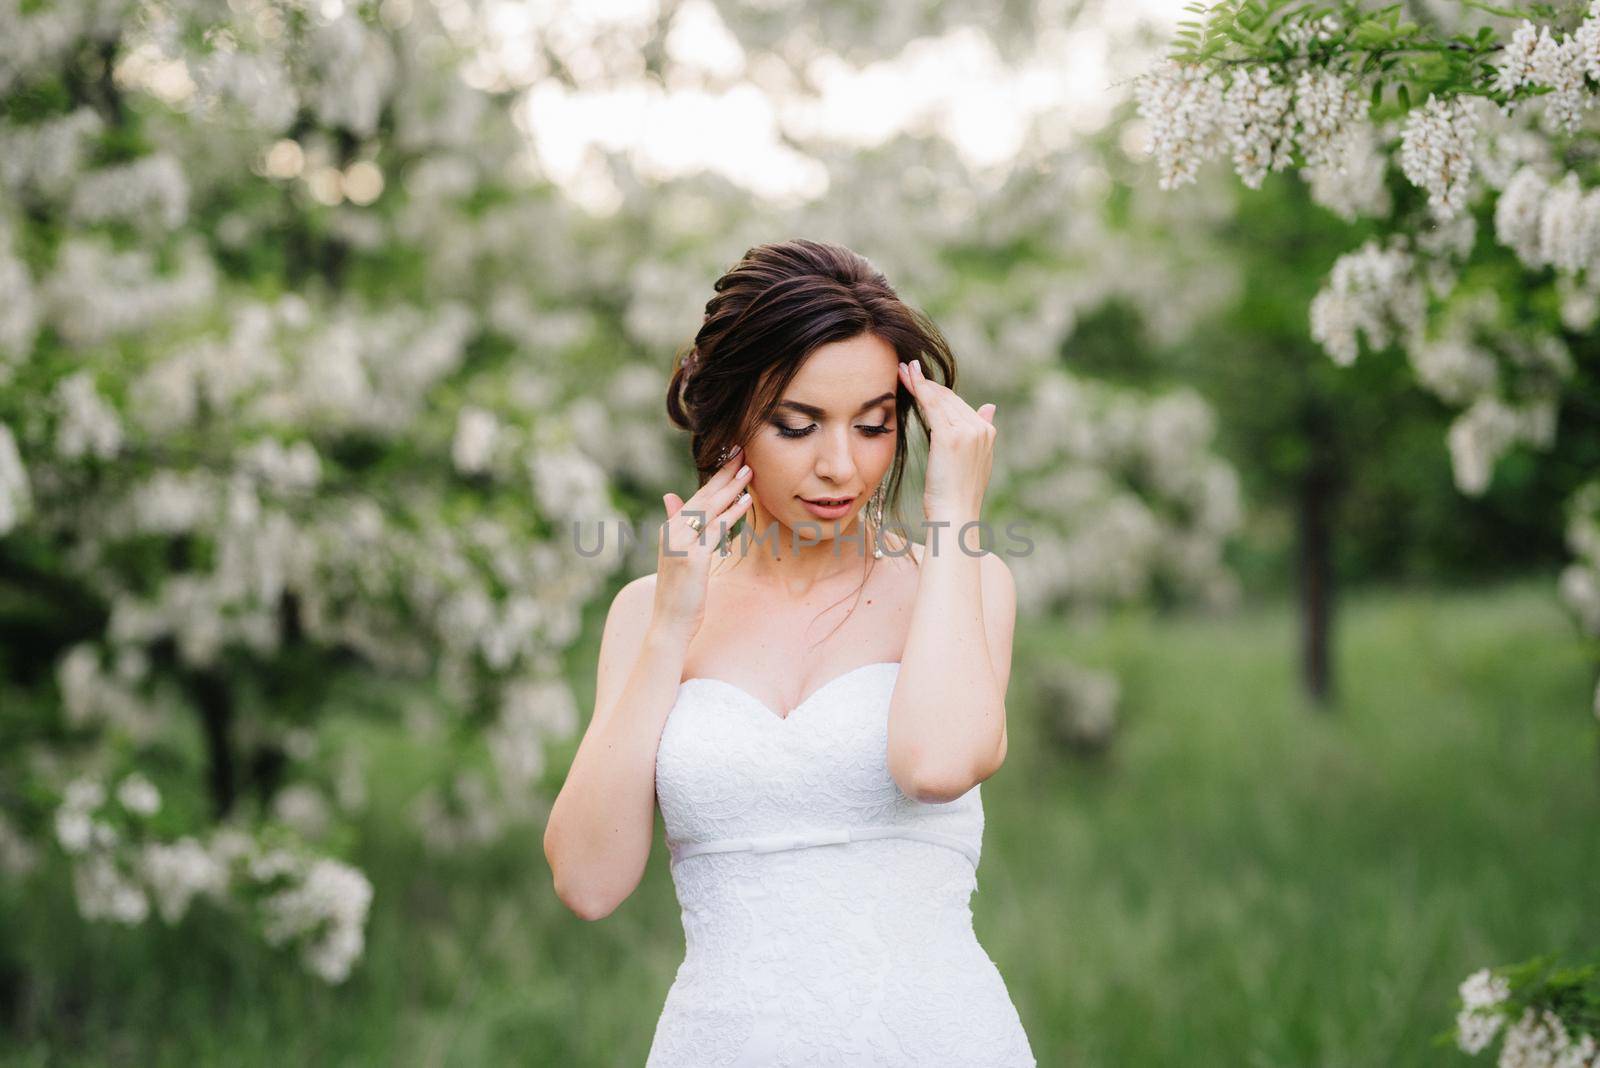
[737,464,750,479]
[912,359,921,373]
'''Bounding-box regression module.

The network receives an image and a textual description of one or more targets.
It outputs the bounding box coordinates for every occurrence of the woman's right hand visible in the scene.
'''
[651,446,754,645]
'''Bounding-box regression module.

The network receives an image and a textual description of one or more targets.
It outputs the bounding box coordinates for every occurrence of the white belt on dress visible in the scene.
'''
[668,824,979,868]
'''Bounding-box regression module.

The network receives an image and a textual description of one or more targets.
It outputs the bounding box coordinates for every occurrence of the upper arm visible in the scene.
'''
[978,550,1017,768]
[591,572,658,731]
[545,574,658,915]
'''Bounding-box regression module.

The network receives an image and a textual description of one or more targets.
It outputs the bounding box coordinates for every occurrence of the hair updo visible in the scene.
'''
[665,238,959,554]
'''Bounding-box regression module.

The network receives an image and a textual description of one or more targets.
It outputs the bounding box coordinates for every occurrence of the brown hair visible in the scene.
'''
[665,239,959,638]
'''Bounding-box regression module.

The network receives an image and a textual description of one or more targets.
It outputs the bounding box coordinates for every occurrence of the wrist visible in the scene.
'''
[920,512,986,557]
[923,507,983,530]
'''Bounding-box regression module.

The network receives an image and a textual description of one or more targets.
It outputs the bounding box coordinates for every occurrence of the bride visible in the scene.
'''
[543,238,1036,1066]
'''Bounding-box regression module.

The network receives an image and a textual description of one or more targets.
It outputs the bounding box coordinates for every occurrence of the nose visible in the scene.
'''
[814,424,856,485]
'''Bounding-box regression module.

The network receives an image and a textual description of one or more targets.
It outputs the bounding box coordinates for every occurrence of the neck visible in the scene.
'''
[716,508,873,595]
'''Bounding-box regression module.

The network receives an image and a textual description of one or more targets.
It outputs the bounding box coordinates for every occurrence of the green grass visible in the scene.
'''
[3,575,1596,1066]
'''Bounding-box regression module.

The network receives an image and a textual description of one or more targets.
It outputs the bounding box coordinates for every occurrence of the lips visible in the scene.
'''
[802,496,855,506]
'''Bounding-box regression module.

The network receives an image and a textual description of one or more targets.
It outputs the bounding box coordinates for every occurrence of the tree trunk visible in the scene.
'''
[1297,436,1338,708]
[190,671,237,818]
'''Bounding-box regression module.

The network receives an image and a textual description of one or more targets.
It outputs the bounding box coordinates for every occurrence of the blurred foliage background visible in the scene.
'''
[0,0,1595,1063]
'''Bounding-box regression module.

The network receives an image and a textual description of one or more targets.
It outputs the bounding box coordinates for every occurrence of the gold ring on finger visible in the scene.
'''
[687,515,706,535]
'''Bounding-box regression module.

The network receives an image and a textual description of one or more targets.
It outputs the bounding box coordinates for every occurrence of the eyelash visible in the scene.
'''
[775,424,894,439]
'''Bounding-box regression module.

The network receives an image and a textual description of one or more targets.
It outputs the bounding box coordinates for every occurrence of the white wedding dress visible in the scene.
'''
[648,660,1037,1067]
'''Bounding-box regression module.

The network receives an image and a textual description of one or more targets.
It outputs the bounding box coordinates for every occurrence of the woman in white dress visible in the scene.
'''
[543,238,1036,1066]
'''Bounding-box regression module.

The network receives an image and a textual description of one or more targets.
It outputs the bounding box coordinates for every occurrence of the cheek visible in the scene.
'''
[861,431,897,466]
[741,444,803,489]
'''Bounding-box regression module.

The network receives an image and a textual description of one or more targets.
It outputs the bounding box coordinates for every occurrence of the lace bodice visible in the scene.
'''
[648,660,1036,1067]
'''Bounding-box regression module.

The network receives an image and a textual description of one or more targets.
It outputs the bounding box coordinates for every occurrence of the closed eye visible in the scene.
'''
[775,423,895,439]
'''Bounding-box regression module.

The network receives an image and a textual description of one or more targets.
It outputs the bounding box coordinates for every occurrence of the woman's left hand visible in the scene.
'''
[897,358,996,524]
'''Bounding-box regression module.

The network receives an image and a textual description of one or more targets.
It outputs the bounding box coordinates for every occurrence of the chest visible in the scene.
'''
[682,562,916,719]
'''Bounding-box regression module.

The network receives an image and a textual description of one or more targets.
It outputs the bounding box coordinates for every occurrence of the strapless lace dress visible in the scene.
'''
[648,660,1036,1067]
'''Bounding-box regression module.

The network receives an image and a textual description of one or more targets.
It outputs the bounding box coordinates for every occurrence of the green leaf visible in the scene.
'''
[1398,83,1411,110]
[1458,0,1542,18]
[1349,22,1396,48]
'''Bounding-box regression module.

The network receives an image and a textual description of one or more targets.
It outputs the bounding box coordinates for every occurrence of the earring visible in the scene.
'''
[869,484,886,559]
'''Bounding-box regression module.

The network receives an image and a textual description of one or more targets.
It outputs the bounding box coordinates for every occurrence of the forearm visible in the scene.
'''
[544,626,688,919]
[887,517,1005,801]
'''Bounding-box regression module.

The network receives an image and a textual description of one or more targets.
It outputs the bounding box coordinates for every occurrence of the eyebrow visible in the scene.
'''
[774,392,896,419]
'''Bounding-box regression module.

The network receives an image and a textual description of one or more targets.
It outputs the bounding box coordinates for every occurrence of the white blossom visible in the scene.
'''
[306,14,397,140]
[1531,26,1590,135]
[139,836,229,924]
[1309,240,1425,366]
[239,438,322,493]
[1562,560,1600,635]
[1412,217,1479,305]
[68,153,189,231]
[73,853,150,924]
[272,783,332,839]
[44,237,217,346]
[1541,174,1600,273]
[1494,21,1542,98]
[1494,167,1600,274]
[1496,1005,1593,1067]
[129,470,214,535]
[1132,59,1226,191]
[1293,67,1369,171]
[527,442,613,521]
[1455,967,1511,1054]
[115,772,161,817]
[1409,336,1499,405]
[259,857,374,984]
[62,776,106,813]
[1220,66,1294,189]
[190,50,300,134]
[410,771,503,855]
[0,215,38,365]
[1555,272,1600,330]
[0,422,30,533]
[54,808,94,854]
[1280,14,1341,51]
[1496,166,1548,264]
[452,406,500,474]
[0,809,39,877]
[1399,94,1479,219]
[1303,120,1391,221]
[0,107,103,193]
[1447,397,1524,495]
[53,371,123,460]
[1577,0,1600,82]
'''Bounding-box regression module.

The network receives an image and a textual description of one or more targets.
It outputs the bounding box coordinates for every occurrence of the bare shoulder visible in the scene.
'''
[603,572,657,631]
[618,571,658,601]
